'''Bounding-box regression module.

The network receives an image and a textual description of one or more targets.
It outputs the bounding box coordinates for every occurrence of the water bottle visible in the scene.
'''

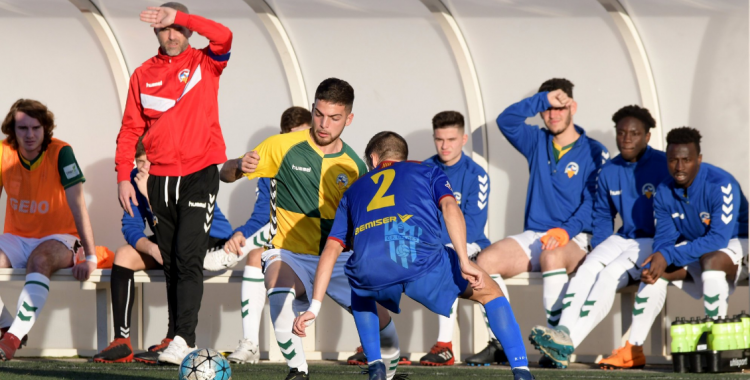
[738,310,750,349]
[711,317,730,351]
[671,317,689,353]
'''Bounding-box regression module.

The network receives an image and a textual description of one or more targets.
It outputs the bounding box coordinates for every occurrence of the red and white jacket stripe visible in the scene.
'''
[115,11,232,183]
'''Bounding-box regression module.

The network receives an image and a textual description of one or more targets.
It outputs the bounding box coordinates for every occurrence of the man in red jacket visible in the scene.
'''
[114,2,232,365]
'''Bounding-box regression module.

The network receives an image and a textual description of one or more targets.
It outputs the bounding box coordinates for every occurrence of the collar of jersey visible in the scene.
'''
[377,160,421,170]
[305,130,347,158]
[18,149,45,171]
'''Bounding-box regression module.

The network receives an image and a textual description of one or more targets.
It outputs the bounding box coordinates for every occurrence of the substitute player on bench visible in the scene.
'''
[293,131,533,380]
[221,78,400,380]
[0,99,97,361]
[94,138,233,364]
[528,105,669,368]
[420,111,492,366]
[605,127,748,369]
[475,79,608,368]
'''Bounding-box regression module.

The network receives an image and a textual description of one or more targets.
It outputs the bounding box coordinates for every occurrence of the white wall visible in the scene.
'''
[0,0,746,361]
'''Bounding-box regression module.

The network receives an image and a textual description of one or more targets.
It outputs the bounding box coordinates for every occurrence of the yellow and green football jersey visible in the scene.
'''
[244,129,367,255]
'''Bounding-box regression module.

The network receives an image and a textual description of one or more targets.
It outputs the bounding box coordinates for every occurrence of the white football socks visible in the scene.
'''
[241,265,266,343]
[436,299,458,343]
[268,288,307,373]
[628,279,668,346]
[570,260,630,347]
[542,269,568,328]
[558,260,603,332]
[702,270,729,319]
[380,319,400,380]
[8,273,49,340]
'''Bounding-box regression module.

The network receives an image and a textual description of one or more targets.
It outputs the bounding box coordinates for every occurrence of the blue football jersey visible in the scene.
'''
[328,161,455,291]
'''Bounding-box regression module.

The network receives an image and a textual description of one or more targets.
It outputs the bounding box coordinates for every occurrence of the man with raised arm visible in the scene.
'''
[0,99,97,361]
[474,78,608,367]
[293,131,533,380]
[114,2,232,365]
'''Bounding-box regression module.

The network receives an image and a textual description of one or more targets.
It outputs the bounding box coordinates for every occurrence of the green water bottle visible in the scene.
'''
[671,317,689,353]
[738,310,750,349]
[690,318,703,351]
[727,316,742,350]
[711,317,731,351]
[733,316,744,349]
[702,316,715,350]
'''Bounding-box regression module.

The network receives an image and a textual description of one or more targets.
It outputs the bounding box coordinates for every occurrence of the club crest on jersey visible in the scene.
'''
[565,162,579,178]
[384,214,422,269]
[700,212,711,226]
[336,173,349,189]
[453,192,462,205]
[642,183,656,199]
[178,69,190,83]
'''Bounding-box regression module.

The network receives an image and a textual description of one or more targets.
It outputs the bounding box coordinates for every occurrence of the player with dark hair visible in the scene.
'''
[419,111,493,366]
[474,78,609,366]
[221,79,400,380]
[114,1,233,364]
[211,107,311,364]
[293,131,534,380]
[94,138,234,364]
[604,127,748,368]
[528,105,669,368]
[0,99,97,360]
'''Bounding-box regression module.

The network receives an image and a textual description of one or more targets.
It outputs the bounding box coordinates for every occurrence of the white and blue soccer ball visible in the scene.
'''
[178,348,232,380]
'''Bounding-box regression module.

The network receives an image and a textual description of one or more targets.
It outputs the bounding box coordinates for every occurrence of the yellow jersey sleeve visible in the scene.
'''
[243,130,309,181]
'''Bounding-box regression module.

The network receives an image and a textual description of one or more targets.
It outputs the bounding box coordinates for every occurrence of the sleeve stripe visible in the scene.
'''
[327,236,346,248]
[438,194,455,203]
[208,49,231,62]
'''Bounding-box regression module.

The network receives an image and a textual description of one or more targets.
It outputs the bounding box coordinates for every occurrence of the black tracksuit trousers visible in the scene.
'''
[147,164,219,347]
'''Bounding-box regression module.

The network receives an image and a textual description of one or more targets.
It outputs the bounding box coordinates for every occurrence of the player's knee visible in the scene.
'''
[114,245,139,269]
[700,251,731,272]
[26,250,54,274]
[247,248,263,268]
[599,261,627,283]
[539,248,565,270]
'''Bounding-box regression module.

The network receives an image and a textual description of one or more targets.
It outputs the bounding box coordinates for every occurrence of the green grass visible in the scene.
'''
[0,360,749,379]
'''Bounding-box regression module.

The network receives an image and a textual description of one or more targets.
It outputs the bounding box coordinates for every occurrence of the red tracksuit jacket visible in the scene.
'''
[115,11,232,183]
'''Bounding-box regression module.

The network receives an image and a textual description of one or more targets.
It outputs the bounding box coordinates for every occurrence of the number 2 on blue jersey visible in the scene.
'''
[367,169,396,211]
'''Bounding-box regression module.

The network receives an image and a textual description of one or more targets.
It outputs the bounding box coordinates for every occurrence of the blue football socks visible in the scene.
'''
[351,291,382,362]
[484,296,529,369]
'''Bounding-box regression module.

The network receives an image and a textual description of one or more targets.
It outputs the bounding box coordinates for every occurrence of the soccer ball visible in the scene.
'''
[178,348,232,380]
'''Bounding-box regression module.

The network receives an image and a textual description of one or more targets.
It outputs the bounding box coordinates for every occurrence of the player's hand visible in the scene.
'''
[293,311,316,337]
[223,232,246,256]
[148,244,164,265]
[73,260,96,281]
[239,151,260,174]
[641,252,667,285]
[134,167,150,202]
[140,6,177,28]
[547,89,572,108]
[460,260,485,290]
[541,228,569,250]
[542,236,559,250]
[118,181,138,217]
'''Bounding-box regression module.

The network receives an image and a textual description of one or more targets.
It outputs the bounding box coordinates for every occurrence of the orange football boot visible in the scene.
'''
[599,342,646,370]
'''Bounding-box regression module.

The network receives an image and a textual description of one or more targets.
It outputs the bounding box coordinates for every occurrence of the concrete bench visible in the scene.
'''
[0,268,743,364]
